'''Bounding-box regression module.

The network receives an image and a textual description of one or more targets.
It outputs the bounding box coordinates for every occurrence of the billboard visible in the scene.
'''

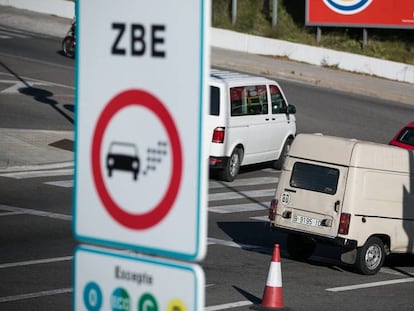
[306,0,414,28]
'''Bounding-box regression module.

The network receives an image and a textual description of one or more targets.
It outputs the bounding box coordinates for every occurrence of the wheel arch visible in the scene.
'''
[367,234,391,255]
[234,143,244,164]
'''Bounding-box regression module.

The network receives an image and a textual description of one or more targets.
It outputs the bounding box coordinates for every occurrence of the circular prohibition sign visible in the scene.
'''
[91,89,183,230]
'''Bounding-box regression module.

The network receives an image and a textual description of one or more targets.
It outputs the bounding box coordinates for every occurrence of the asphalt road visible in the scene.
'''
[0,13,414,311]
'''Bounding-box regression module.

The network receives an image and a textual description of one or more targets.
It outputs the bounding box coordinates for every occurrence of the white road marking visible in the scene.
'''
[326,278,414,292]
[0,204,71,221]
[0,161,73,173]
[44,180,73,188]
[209,202,268,213]
[0,168,73,179]
[0,288,72,303]
[250,215,269,222]
[0,51,75,72]
[0,211,24,217]
[209,189,275,201]
[1,81,34,94]
[0,256,72,269]
[209,176,279,189]
[207,237,268,251]
[206,300,253,310]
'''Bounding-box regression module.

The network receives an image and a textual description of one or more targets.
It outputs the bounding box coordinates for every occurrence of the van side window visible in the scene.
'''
[290,162,339,195]
[210,86,220,116]
[270,85,287,114]
[230,85,268,116]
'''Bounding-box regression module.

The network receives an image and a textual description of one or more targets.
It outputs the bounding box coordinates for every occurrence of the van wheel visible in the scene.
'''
[220,148,242,182]
[354,237,385,275]
[287,234,316,261]
[273,138,292,170]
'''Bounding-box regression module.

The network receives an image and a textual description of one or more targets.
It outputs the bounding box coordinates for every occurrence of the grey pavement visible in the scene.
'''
[0,5,413,170]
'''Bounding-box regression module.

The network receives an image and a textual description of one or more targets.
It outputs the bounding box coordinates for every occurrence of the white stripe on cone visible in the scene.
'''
[266,261,282,287]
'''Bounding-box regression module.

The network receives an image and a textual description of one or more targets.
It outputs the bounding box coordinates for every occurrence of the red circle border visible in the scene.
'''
[91,89,182,230]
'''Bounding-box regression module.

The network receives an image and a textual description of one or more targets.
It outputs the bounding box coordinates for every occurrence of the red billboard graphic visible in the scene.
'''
[306,0,414,28]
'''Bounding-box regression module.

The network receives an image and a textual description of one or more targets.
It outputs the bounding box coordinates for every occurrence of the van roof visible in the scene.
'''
[210,69,275,86]
[289,133,414,173]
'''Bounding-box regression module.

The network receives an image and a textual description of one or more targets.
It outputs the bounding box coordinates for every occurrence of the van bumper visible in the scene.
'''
[209,156,229,169]
[269,223,357,248]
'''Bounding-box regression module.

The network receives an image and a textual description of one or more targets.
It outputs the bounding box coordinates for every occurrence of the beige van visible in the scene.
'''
[268,133,414,275]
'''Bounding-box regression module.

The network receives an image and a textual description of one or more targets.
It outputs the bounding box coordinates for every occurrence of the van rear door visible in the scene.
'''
[275,159,348,238]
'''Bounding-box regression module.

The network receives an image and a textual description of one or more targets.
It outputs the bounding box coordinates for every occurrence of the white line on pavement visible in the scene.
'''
[0,161,73,173]
[209,202,268,213]
[0,256,73,269]
[0,288,72,303]
[209,189,275,201]
[326,278,414,292]
[209,177,279,189]
[0,204,72,221]
[0,168,73,179]
[44,180,73,188]
[0,52,75,72]
[0,211,24,217]
[206,300,253,310]
[207,237,268,251]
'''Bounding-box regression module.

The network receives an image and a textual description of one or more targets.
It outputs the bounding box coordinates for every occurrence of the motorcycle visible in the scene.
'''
[62,18,75,58]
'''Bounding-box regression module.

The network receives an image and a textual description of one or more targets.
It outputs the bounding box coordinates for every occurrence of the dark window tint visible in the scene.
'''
[290,162,339,195]
[397,127,414,146]
[210,86,220,116]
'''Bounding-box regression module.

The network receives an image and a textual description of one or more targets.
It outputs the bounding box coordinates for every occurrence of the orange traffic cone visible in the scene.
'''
[252,244,288,310]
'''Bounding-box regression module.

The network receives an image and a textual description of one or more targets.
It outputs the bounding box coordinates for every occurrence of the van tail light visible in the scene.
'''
[269,199,278,221]
[212,127,225,143]
[338,213,351,235]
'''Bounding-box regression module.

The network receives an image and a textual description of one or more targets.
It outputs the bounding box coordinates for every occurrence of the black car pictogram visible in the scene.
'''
[106,142,140,180]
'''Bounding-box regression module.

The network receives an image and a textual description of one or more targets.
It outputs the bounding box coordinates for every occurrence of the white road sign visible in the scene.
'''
[74,0,210,260]
[74,245,204,311]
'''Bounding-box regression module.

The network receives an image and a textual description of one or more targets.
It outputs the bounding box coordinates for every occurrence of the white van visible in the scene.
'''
[268,133,414,275]
[208,69,296,181]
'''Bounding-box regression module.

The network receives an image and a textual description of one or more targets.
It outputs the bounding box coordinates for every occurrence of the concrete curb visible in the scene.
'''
[211,28,414,84]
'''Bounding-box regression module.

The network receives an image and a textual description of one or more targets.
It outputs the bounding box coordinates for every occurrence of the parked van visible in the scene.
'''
[208,69,296,181]
[268,133,414,275]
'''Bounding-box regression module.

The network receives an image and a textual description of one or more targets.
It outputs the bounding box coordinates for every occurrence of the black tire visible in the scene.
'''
[219,148,242,182]
[273,138,293,170]
[287,233,316,261]
[354,237,385,275]
[62,36,75,58]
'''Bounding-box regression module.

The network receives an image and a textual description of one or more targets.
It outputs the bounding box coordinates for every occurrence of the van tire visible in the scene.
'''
[354,237,385,275]
[273,138,293,170]
[220,148,242,182]
[287,234,316,261]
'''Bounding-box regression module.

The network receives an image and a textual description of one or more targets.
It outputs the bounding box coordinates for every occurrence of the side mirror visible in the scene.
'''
[287,104,296,114]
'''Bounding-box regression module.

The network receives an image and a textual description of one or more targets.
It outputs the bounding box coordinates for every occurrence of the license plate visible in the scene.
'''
[293,214,321,227]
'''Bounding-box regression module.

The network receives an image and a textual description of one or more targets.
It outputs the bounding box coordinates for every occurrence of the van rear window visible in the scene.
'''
[210,86,220,116]
[290,162,339,195]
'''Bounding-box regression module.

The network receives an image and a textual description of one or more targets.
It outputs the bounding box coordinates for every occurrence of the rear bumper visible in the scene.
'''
[269,222,357,249]
[209,156,229,169]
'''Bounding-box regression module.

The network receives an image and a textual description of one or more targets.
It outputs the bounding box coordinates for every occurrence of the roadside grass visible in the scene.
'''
[212,0,414,65]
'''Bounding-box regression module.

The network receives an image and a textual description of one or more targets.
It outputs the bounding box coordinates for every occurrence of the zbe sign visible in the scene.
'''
[74,0,209,261]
